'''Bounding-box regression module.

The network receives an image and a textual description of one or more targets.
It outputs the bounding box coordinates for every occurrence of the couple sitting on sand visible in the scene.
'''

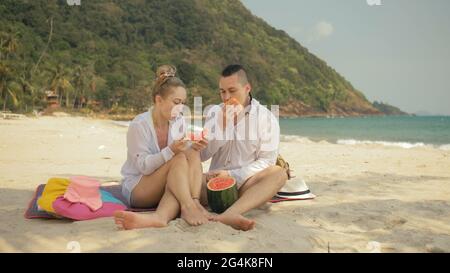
[114,64,288,231]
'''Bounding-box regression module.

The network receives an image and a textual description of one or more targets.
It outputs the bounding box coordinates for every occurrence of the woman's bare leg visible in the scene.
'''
[184,149,213,219]
[117,153,208,228]
[130,153,185,209]
[183,149,203,198]
[114,188,179,230]
[164,153,208,225]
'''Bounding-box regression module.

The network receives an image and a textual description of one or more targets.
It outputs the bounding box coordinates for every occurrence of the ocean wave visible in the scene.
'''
[108,123,449,151]
[281,136,437,149]
[337,139,431,149]
[439,144,450,151]
[280,135,314,144]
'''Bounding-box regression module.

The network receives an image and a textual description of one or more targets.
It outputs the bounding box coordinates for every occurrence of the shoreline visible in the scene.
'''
[8,111,450,150]
[5,107,414,121]
[279,134,450,151]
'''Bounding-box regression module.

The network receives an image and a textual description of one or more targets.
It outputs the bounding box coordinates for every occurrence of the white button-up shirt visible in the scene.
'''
[201,99,280,186]
[120,107,185,204]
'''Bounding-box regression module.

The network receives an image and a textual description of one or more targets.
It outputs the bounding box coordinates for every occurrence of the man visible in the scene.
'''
[199,64,288,231]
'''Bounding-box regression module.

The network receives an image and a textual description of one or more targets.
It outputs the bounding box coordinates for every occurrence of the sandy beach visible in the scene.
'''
[0,115,449,253]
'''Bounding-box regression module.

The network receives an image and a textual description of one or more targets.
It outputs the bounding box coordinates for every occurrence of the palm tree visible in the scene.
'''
[18,69,39,111]
[72,65,87,109]
[0,63,21,112]
[32,17,53,74]
[73,64,97,109]
[48,64,73,108]
[0,31,23,112]
[0,31,19,61]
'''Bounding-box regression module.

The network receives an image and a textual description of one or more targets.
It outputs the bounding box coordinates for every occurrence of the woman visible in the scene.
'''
[114,65,210,230]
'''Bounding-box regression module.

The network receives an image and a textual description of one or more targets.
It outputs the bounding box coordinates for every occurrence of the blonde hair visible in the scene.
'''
[152,65,186,103]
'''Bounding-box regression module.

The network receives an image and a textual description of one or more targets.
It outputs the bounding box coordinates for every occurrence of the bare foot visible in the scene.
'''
[194,199,214,220]
[180,202,209,226]
[213,213,256,231]
[114,211,167,230]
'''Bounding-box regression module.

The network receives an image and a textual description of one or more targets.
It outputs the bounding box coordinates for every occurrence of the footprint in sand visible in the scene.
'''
[384,216,407,229]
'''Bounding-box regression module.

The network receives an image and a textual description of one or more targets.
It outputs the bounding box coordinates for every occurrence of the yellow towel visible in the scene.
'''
[37,178,71,213]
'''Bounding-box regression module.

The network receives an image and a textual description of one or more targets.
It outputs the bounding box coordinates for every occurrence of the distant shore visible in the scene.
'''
[3,106,413,122]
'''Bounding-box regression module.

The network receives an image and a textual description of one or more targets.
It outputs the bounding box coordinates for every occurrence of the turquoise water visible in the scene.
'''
[279,116,450,147]
[114,115,450,148]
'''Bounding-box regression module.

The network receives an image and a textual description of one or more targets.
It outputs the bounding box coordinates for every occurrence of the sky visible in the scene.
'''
[241,0,450,115]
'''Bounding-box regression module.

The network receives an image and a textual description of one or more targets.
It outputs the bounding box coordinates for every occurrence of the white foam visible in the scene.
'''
[337,139,430,149]
[108,121,449,151]
[280,135,314,144]
[439,144,450,151]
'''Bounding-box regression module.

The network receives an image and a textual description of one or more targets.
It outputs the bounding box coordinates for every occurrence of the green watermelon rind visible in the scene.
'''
[206,177,238,214]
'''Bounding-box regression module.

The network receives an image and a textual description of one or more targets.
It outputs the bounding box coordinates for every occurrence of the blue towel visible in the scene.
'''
[100,190,125,206]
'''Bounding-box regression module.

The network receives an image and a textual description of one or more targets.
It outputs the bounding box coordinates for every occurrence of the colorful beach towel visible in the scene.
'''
[64,176,102,211]
[25,181,315,220]
[37,178,71,214]
[25,184,156,220]
[53,196,126,221]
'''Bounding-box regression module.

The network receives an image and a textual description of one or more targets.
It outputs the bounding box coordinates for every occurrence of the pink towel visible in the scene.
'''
[64,176,102,211]
[53,197,126,221]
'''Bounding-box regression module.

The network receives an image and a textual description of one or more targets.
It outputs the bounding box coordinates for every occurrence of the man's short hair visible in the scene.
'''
[221,64,249,85]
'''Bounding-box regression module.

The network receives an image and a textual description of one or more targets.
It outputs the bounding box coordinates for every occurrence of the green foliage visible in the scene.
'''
[373,101,408,116]
[0,0,377,115]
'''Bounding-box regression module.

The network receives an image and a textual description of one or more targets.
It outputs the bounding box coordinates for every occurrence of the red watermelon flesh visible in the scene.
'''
[207,177,238,213]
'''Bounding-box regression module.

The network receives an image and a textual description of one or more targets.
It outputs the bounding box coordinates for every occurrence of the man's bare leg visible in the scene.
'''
[200,174,209,207]
[214,166,288,231]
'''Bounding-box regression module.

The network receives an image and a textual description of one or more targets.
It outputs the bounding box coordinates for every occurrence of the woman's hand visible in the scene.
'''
[169,139,188,154]
[191,138,208,152]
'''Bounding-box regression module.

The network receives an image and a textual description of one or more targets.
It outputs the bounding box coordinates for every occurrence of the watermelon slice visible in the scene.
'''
[186,128,208,141]
[206,177,238,213]
[225,97,241,106]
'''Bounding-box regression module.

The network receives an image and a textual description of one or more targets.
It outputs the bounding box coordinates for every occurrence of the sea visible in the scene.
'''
[112,115,450,150]
[279,115,450,150]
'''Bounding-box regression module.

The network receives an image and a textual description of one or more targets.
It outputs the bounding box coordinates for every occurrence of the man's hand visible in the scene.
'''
[206,170,230,182]
[220,98,244,128]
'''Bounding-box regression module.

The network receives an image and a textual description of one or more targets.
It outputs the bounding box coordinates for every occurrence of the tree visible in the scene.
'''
[0,31,19,60]
[48,64,73,107]
[72,65,85,109]
[0,63,21,111]
[0,31,21,111]
[32,16,53,74]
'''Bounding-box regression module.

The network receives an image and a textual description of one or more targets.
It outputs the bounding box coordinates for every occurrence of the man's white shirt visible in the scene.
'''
[200,98,280,186]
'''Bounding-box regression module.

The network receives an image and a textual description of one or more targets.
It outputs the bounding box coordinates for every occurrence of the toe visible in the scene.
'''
[247,220,256,231]
[114,211,124,219]
[115,223,125,230]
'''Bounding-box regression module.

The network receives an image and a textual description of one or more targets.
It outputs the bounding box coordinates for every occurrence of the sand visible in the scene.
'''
[0,115,449,253]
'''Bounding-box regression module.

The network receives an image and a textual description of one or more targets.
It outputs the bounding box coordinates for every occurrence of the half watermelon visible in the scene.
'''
[206,177,238,214]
